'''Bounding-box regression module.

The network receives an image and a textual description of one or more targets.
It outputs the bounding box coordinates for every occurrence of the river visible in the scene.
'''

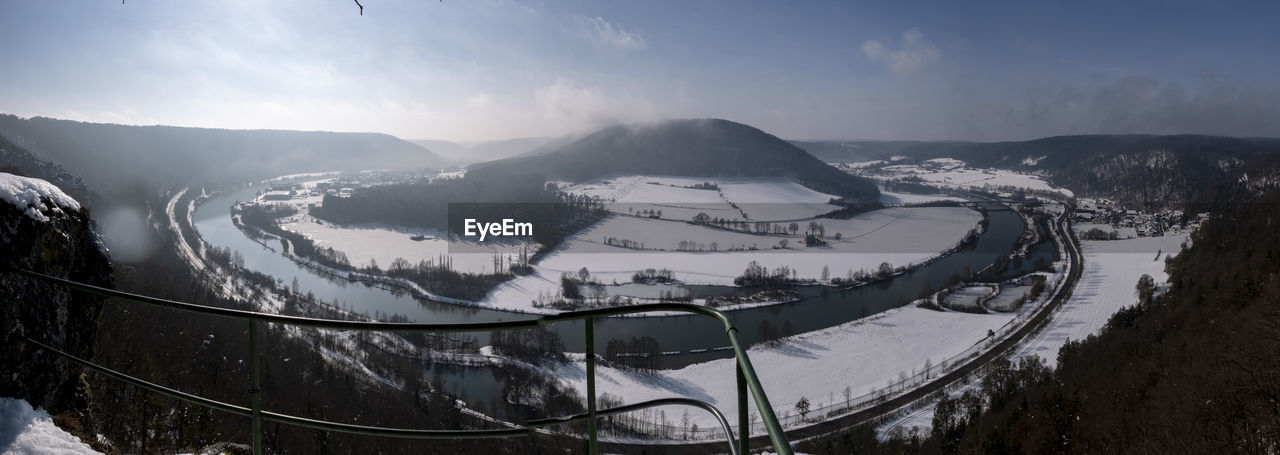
[193,187,1028,369]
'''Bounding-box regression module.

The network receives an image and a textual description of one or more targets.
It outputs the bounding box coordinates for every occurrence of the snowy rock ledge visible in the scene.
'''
[0,172,81,222]
[0,397,102,454]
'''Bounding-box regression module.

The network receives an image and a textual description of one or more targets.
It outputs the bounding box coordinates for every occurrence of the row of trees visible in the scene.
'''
[689,212,842,240]
[734,260,798,287]
[488,328,565,363]
[603,336,664,371]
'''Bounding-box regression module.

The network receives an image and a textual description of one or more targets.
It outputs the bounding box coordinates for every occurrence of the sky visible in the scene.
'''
[2,0,1279,142]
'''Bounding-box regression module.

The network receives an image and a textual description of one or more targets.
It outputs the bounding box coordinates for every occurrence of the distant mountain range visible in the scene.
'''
[0,114,446,196]
[795,135,1280,209]
[467,119,882,202]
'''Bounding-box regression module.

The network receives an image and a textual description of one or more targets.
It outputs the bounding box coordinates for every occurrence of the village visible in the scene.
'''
[1073,197,1207,238]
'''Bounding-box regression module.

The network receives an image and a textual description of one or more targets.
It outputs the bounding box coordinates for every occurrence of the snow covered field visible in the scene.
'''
[0,397,102,455]
[850,160,1074,198]
[247,172,983,314]
[563,175,843,221]
[1015,229,1188,362]
[545,303,1027,434]
[943,285,996,310]
[278,217,529,274]
[880,228,1191,439]
[480,206,981,313]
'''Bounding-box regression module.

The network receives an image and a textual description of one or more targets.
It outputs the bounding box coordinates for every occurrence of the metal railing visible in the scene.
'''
[8,267,793,455]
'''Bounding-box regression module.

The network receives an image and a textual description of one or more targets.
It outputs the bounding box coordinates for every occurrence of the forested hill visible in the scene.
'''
[798,135,1280,210]
[0,114,447,196]
[467,119,881,202]
[0,133,94,207]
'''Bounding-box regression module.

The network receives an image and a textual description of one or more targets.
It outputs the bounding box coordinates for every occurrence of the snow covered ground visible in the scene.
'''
[563,175,843,222]
[249,171,983,315]
[480,206,981,313]
[879,227,1191,439]
[943,285,996,311]
[986,284,1034,312]
[1015,229,1189,362]
[278,217,530,274]
[0,397,102,454]
[543,303,1028,435]
[854,160,1074,198]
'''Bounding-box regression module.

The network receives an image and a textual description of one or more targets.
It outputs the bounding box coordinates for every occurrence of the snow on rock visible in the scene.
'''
[0,397,103,454]
[0,172,81,222]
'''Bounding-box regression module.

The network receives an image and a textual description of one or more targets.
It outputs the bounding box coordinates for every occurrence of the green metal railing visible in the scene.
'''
[9,268,793,454]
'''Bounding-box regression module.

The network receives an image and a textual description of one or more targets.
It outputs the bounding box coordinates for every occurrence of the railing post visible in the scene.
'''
[737,363,749,455]
[585,317,598,454]
[726,326,793,455]
[249,319,263,455]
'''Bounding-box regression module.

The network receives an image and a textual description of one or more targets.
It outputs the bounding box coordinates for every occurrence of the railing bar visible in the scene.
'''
[256,410,534,439]
[20,334,536,439]
[527,397,739,455]
[20,335,253,418]
[726,327,794,455]
[249,319,263,454]
[28,331,740,444]
[7,268,542,332]
[9,267,792,450]
[737,363,749,455]
[585,316,598,454]
[8,269,741,331]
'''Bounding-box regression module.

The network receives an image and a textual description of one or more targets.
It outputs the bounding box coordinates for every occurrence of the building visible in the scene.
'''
[263,190,292,201]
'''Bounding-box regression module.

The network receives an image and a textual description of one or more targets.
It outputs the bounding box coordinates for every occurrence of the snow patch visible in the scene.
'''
[0,172,81,222]
[1021,155,1047,166]
[0,397,102,454]
[843,160,886,169]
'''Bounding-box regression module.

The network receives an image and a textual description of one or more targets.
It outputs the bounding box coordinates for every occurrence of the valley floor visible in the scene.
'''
[548,299,1040,438]
[877,226,1191,439]
[480,205,981,313]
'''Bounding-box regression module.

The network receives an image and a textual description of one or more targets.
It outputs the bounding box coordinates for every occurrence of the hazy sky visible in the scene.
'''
[3,1,1278,142]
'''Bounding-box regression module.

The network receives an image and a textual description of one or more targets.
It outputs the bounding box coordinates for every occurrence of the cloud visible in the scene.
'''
[466,92,492,108]
[861,27,940,75]
[947,77,1280,140]
[534,78,656,131]
[574,16,647,50]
